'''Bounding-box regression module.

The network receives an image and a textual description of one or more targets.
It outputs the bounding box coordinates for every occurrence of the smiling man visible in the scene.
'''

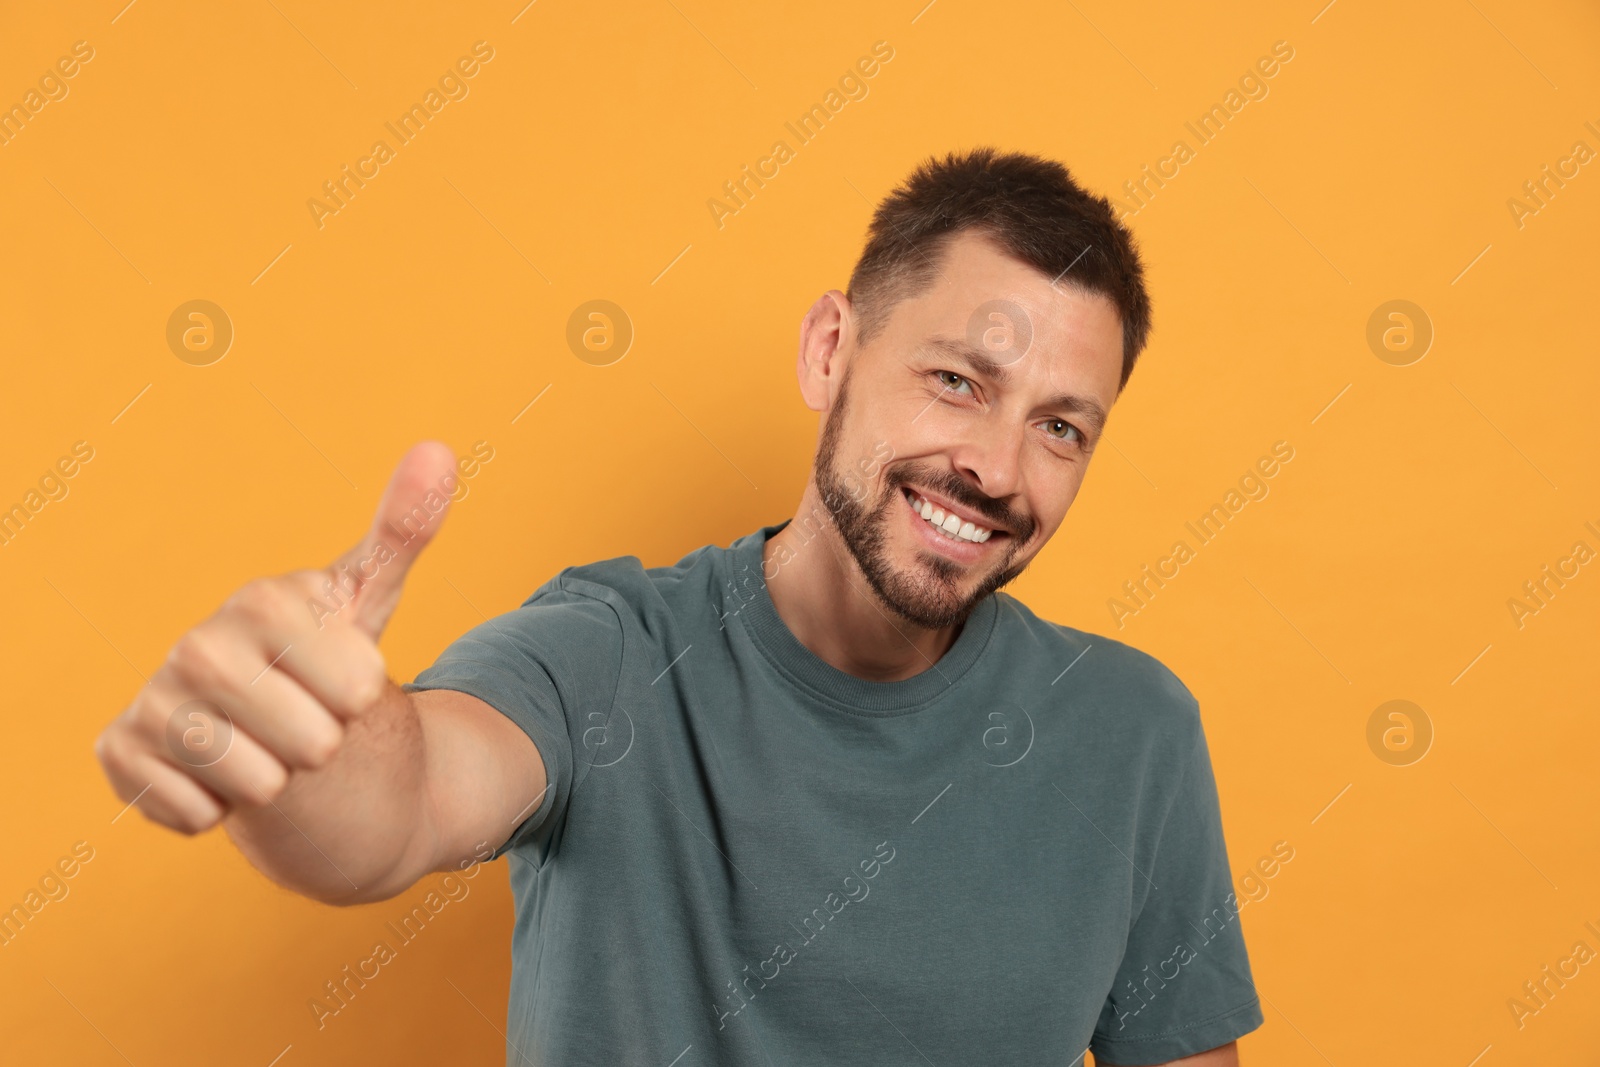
[97,147,1262,1065]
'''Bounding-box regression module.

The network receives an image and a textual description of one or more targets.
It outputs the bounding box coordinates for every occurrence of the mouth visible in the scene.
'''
[900,485,1008,548]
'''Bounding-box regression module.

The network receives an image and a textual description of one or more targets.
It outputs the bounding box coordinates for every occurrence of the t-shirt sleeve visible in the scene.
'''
[1089,710,1264,1064]
[401,580,625,866]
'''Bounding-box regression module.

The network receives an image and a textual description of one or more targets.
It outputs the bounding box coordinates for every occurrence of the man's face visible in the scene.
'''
[811,228,1125,629]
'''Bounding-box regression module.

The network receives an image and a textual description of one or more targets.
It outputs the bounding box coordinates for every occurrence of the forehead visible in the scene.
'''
[881,228,1125,402]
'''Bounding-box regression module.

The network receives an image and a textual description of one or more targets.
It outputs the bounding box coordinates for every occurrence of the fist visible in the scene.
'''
[95,441,458,834]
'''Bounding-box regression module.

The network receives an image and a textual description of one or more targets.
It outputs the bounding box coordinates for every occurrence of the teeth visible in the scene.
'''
[906,490,993,543]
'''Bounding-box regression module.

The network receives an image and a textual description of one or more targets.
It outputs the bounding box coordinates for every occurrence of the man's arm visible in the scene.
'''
[94,442,543,905]
[219,684,543,904]
[1096,1039,1239,1066]
[1162,1040,1238,1066]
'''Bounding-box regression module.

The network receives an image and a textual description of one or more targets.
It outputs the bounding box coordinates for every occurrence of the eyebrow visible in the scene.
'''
[919,336,1110,438]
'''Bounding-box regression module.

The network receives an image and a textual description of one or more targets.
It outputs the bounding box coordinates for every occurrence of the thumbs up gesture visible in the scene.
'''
[95,442,458,835]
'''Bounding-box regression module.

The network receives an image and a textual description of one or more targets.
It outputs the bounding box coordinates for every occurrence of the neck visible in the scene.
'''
[761,482,963,682]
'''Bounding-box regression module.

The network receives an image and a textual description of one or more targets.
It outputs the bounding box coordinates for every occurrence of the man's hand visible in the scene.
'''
[94,441,457,835]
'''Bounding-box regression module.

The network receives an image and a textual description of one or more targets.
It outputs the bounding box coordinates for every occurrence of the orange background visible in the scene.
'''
[2,0,1597,1063]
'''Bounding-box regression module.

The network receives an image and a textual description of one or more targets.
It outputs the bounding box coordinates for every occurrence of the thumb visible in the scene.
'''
[326,440,458,641]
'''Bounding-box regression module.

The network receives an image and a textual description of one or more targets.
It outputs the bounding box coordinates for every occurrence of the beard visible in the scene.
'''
[811,366,1036,630]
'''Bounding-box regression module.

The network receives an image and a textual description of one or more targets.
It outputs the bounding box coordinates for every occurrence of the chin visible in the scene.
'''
[869,541,991,629]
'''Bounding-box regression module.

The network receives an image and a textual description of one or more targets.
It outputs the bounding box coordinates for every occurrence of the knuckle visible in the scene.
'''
[167,628,232,693]
[329,644,387,714]
[173,800,223,836]
[226,578,292,629]
[351,670,387,712]
[131,692,176,743]
[95,723,134,774]
[297,723,344,769]
[246,763,291,806]
[290,567,333,601]
[137,780,222,835]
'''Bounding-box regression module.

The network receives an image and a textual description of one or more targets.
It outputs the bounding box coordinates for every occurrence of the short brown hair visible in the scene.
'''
[845,147,1152,392]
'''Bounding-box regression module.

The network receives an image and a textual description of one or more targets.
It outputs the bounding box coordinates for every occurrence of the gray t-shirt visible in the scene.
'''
[404,520,1263,1065]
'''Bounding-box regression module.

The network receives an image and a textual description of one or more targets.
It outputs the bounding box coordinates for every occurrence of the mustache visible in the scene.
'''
[886,465,1032,540]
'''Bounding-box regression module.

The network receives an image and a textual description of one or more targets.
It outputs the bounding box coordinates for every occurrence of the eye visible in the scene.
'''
[1042,418,1083,445]
[935,370,974,396]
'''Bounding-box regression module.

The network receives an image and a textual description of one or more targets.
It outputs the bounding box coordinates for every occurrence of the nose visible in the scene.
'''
[947,415,1025,503]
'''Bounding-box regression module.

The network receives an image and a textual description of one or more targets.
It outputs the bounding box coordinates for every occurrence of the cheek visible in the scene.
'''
[1017,471,1083,545]
[1026,454,1082,510]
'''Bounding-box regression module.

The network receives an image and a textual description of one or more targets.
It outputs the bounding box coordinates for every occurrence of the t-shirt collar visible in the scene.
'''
[724,519,999,714]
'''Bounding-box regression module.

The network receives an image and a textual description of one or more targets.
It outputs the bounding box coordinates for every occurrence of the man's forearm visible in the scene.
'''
[222,682,435,905]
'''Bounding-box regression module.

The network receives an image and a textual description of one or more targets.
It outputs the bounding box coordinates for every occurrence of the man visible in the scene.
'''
[96,147,1262,1064]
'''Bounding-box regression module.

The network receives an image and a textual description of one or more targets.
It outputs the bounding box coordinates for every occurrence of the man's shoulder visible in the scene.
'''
[520,536,729,615]
[992,592,1201,728]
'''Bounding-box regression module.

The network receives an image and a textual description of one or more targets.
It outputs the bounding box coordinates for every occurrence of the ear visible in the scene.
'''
[796,289,852,414]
